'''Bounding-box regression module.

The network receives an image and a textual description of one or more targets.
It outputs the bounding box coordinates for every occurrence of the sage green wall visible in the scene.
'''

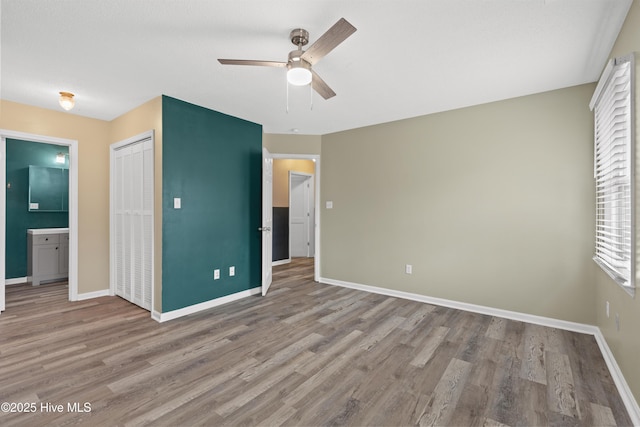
[5,139,69,279]
[321,84,596,324]
[162,96,262,312]
[595,0,640,404]
[263,133,321,155]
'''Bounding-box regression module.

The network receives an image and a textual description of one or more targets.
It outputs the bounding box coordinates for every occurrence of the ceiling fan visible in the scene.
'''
[218,18,356,100]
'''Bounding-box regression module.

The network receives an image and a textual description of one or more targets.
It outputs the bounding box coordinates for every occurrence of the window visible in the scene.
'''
[590,54,635,295]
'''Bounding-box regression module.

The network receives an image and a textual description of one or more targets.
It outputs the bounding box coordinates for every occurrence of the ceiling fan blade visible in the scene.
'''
[218,59,287,67]
[311,70,336,100]
[301,18,357,65]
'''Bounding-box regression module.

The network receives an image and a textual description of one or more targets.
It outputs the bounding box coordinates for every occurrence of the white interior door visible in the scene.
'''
[289,172,314,257]
[261,147,273,296]
[112,133,153,311]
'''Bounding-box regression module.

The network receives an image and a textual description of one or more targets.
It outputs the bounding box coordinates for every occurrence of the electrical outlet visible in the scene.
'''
[214,269,220,280]
[405,264,412,274]
[606,301,610,318]
[615,313,620,331]
[229,266,235,277]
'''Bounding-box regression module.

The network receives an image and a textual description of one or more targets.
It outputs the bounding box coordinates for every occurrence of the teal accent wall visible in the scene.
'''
[161,96,262,312]
[6,139,69,279]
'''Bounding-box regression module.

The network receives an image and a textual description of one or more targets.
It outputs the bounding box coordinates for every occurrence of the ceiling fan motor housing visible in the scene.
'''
[288,29,312,79]
[288,50,310,67]
[290,28,309,47]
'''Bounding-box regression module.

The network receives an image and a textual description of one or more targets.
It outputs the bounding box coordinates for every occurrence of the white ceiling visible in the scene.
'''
[0,0,632,135]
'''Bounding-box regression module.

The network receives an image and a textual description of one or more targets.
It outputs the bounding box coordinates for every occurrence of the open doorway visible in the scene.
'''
[271,154,320,282]
[0,129,79,313]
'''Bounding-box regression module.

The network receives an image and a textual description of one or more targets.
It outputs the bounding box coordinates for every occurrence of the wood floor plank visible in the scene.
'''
[546,350,581,419]
[485,316,507,340]
[294,329,363,376]
[448,383,491,426]
[520,323,548,384]
[399,303,436,332]
[589,402,617,427]
[410,325,450,367]
[417,357,472,426]
[0,258,633,426]
[239,332,323,381]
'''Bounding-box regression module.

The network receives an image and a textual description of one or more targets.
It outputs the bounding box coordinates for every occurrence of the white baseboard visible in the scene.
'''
[76,289,111,301]
[593,330,640,425]
[319,276,640,421]
[155,287,261,323]
[319,277,595,334]
[5,277,27,285]
[272,259,291,267]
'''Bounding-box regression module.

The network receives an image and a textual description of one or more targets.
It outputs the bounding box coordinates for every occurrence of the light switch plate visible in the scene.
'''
[29,203,39,210]
[326,201,333,209]
[174,198,181,209]
[229,266,235,276]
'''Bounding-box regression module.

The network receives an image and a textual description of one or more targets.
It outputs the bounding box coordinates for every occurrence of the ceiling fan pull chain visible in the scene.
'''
[310,82,313,111]
[286,79,289,114]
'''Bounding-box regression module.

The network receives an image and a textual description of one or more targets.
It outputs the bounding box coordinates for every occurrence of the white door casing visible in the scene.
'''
[0,130,79,313]
[271,153,320,282]
[261,147,273,296]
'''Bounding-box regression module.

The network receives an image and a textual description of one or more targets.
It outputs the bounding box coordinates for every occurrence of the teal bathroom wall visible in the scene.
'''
[6,139,69,279]
[161,96,262,312]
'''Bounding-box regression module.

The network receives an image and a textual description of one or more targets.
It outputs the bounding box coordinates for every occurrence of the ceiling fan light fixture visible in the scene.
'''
[287,64,312,86]
[286,49,312,86]
[58,91,75,111]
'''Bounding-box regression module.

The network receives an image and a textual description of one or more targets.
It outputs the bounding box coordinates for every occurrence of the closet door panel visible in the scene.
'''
[122,148,133,302]
[113,137,153,311]
[114,150,125,297]
[131,144,144,308]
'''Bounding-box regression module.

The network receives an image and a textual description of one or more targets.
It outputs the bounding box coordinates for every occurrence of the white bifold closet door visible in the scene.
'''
[113,137,153,311]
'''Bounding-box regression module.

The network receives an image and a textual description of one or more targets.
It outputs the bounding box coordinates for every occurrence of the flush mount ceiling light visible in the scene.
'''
[58,91,75,111]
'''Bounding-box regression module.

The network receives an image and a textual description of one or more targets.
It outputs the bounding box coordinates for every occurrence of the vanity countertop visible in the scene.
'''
[27,228,69,235]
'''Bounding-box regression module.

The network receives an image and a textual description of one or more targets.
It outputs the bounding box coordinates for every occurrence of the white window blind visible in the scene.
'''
[591,54,635,292]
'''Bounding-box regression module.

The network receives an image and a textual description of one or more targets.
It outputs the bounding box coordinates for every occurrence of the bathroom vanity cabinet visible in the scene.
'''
[27,228,69,286]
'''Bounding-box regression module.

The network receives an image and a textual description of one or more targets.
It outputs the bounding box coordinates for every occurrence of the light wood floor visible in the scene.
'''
[0,259,632,426]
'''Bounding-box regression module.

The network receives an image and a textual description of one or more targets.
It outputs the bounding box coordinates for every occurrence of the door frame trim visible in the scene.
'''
[0,129,79,310]
[272,154,320,282]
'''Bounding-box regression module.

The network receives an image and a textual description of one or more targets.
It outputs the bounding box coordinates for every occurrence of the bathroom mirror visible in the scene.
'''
[28,165,69,212]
